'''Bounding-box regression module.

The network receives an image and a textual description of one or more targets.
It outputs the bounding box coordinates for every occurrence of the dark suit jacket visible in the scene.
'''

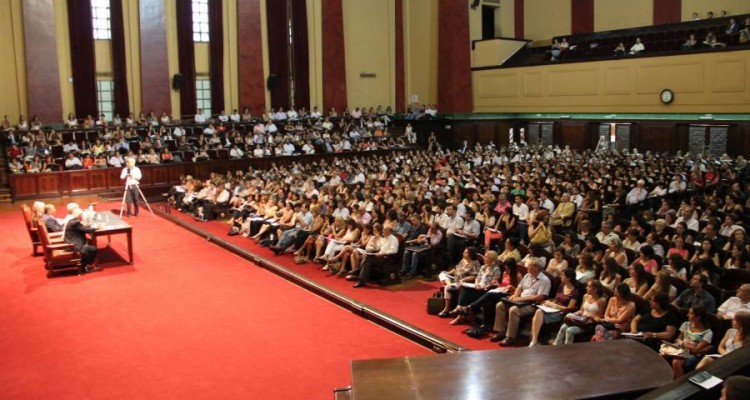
[64,219,97,250]
[43,214,63,233]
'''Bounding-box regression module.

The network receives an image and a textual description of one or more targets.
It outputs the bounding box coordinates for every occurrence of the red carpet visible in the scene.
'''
[166,210,501,351]
[0,203,431,400]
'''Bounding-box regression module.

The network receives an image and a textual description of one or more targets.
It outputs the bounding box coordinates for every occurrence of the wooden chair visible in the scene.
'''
[21,205,41,256]
[36,218,82,277]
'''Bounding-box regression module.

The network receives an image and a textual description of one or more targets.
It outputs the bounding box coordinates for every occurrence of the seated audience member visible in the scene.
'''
[696,311,750,370]
[704,31,726,48]
[399,215,434,278]
[644,270,678,301]
[630,293,679,351]
[436,248,480,316]
[717,284,750,320]
[270,203,314,254]
[447,209,481,263]
[629,38,645,54]
[555,279,606,345]
[592,283,637,341]
[682,34,698,49]
[613,42,626,56]
[545,248,568,277]
[64,152,83,170]
[448,250,502,325]
[351,225,399,288]
[490,258,551,346]
[673,273,717,313]
[528,268,579,346]
[667,306,713,379]
[194,109,206,124]
[63,208,99,273]
[600,257,623,292]
[549,193,574,227]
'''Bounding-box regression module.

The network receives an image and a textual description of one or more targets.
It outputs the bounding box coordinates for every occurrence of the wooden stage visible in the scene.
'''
[347,340,671,400]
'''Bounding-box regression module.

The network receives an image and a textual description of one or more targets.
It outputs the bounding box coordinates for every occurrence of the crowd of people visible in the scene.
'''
[549,11,750,62]
[161,141,750,373]
[2,105,418,174]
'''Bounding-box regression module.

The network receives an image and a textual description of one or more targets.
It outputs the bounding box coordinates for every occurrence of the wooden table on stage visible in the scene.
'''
[91,211,133,268]
[350,340,672,400]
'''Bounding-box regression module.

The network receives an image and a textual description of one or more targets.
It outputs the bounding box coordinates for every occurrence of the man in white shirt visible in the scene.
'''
[217,111,229,123]
[331,201,350,220]
[626,180,648,205]
[286,108,298,120]
[673,206,700,232]
[720,215,743,238]
[491,258,551,344]
[230,109,241,123]
[274,108,287,121]
[310,107,322,119]
[172,124,185,138]
[229,147,244,159]
[717,285,750,319]
[669,175,686,193]
[447,210,481,263]
[119,157,142,217]
[64,153,83,170]
[63,141,79,154]
[194,109,206,124]
[109,153,124,168]
[596,222,620,246]
[252,146,265,158]
[352,225,399,288]
[570,187,584,209]
[203,124,216,135]
[282,140,296,155]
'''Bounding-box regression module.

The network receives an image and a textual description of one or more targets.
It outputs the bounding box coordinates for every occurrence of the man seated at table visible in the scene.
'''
[352,226,399,288]
[490,257,551,345]
[63,208,98,273]
[717,284,750,320]
[42,204,64,233]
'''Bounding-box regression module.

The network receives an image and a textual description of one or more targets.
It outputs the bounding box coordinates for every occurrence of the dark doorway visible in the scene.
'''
[482,5,495,39]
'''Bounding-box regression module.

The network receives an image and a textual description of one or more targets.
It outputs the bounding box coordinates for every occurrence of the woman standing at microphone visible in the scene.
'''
[120,157,142,216]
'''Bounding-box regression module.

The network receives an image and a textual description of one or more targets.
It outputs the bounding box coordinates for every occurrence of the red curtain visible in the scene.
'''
[67,0,98,118]
[266,0,290,109]
[176,0,197,117]
[110,0,130,116]
[209,0,224,114]
[290,0,309,109]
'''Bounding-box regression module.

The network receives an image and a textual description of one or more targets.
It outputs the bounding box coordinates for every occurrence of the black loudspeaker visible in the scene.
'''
[172,74,183,90]
[267,74,278,91]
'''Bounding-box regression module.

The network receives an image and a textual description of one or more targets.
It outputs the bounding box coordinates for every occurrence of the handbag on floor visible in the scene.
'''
[427,290,444,315]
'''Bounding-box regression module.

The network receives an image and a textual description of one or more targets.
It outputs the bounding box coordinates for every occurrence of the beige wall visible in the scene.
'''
[469,2,483,42]
[223,0,239,113]
[682,0,750,21]
[95,40,113,75]
[499,0,515,38]
[0,0,27,120]
[307,0,323,111]
[195,43,210,75]
[473,49,750,113]
[123,0,142,116]
[472,39,528,68]
[594,0,652,32]
[524,0,571,40]
[404,0,438,106]
[342,0,395,108]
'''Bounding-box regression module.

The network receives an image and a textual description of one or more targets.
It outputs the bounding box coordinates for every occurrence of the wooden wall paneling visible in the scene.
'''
[636,122,673,153]
[726,124,744,158]
[558,121,588,151]
[476,121,496,146]
[10,175,38,198]
[107,168,123,189]
[494,121,515,147]
[88,169,108,190]
[453,122,477,149]
[68,172,91,195]
[149,165,170,186]
[674,124,690,154]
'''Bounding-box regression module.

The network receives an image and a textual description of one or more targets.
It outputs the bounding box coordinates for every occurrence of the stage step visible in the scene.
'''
[0,188,12,203]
